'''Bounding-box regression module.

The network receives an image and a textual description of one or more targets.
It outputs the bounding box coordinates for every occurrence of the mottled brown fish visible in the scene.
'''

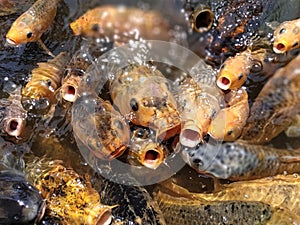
[27,160,113,225]
[5,0,60,55]
[72,94,130,160]
[110,65,181,141]
[128,126,169,170]
[61,54,91,102]
[22,52,70,105]
[208,88,249,141]
[0,0,34,16]
[0,97,27,139]
[273,18,300,53]
[70,5,171,44]
[240,54,300,144]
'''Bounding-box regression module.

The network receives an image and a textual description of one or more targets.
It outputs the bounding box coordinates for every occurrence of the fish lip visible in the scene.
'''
[61,84,77,102]
[5,117,25,137]
[216,76,231,90]
[5,38,17,47]
[273,41,288,54]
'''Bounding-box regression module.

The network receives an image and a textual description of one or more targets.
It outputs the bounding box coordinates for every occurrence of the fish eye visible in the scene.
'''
[46,79,52,87]
[238,73,243,80]
[26,32,33,38]
[292,42,299,48]
[91,24,100,32]
[114,120,124,130]
[130,98,139,111]
[135,128,148,139]
[227,130,233,135]
[220,63,226,69]
[279,28,286,34]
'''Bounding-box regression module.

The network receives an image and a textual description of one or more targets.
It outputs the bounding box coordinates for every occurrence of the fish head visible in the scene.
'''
[0,171,45,224]
[22,78,56,102]
[6,19,37,46]
[0,99,27,138]
[273,21,300,53]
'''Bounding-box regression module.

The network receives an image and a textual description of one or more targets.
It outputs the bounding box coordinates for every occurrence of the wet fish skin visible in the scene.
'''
[72,94,130,160]
[22,52,70,105]
[0,170,45,224]
[182,141,300,181]
[6,0,60,46]
[273,18,300,54]
[240,54,300,144]
[70,5,171,44]
[110,65,181,141]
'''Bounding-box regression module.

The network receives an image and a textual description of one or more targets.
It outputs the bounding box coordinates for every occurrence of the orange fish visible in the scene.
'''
[70,5,170,44]
[208,88,249,141]
[216,50,253,90]
[6,0,60,56]
[22,52,70,104]
[273,18,300,54]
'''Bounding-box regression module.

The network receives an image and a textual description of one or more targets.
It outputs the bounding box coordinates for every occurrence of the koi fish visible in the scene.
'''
[61,54,91,102]
[176,76,223,148]
[5,0,60,56]
[240,54,300,144]
[110,65,181,141]
[208,88,249,141]
[22,52,70,105]
[216,50,253,90]
[128,126,168,170]
[70,5,170,44]
[72,94,130,160]
[273,18,300,53]
[27,160,113,225]
[182,141,300,181]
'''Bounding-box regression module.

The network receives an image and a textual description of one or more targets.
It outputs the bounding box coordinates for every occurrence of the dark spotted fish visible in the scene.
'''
[240,54,300,144]
[182,141,300,181]
[92,173,166,225]
[155,176,300,224]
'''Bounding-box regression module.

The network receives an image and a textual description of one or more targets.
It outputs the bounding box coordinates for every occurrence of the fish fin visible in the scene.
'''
[265,21,281,30]
[38,39,55,57]
[280,155,300,163]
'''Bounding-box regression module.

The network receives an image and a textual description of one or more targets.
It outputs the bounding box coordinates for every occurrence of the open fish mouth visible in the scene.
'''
[61,84,77,102]
[5,118,25,137]
[5,38,17,47]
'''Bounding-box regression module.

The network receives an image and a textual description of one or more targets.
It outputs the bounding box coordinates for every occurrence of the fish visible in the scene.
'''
[155,176,300,224]
[216,50,253,90]
[72,94,130,160]
[61,54,91,102]
[22,52,70,105]
[128,126,169,170]
[273,18,300,53]
[176,76,223,148]
[92,172,166,225]
[5,0,60,56]
[240,54,300,144]
[182,141,300,181]
[208,88,249,141]
[0,170,46,224]
[26,159,113,225]
[0,97,27,139]
[70,5,171,44]
[110,65,181,141]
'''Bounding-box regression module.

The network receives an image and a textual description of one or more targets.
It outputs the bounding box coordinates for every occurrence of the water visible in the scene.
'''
[0,0,299,224]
